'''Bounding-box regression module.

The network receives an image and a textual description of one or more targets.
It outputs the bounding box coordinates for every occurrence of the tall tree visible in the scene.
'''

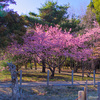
[0,10,26,48]
[60,14,83,32]
[81,7,96,29]
[88,0,100,24]
[26,1,83,32]
[0,0,26,49]
[38,1,69,25]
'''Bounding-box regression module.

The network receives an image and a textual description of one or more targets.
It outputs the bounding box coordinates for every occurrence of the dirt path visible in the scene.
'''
[0,80,100,88]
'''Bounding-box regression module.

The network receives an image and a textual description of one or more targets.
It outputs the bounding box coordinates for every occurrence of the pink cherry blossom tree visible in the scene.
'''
[22,24,93,77]
[5,23,97,77]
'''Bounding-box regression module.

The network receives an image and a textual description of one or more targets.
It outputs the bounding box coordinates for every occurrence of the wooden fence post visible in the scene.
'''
[97,82,100,100]
[84,87,86,100]
[20,70,22,99]
[72,70,73,85]
[47,70,49,86]
[7,62,19,100]
[93,70,95,87]
[20,70,22,86]
[78,91,84,100]
[85,80,87,100]
[83,80,88,100]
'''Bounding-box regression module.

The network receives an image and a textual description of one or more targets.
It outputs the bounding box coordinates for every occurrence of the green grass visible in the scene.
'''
[0,67,100,82]
[0,70,11,82]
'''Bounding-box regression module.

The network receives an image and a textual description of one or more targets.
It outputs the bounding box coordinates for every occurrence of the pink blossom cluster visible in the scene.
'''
[0,66,9,71]
[5,23,100,64]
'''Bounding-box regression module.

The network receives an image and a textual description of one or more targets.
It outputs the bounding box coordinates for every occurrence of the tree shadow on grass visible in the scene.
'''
[18,73,71,82]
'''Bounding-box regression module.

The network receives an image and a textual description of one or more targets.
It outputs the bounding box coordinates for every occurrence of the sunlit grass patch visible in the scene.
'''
[0,67,100,82]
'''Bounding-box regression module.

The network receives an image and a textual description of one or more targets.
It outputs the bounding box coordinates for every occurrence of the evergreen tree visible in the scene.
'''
[0,0,26,49]
[38,1,69,25]
[26,1,83,32]
[88,0,100,24]
[82,7,96,29]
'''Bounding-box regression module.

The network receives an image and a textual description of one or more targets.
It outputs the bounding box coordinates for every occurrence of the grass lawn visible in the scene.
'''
[0,66,100,82]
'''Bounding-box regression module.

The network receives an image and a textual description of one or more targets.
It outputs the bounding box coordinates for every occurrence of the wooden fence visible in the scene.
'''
[1,69,100,100]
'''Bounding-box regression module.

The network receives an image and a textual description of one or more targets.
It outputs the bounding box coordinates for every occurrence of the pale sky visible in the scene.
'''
[8,0,90,17]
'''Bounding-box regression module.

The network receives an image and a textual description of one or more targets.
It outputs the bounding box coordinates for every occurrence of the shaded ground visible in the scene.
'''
[0,80,100,88]
[0,85,98,100]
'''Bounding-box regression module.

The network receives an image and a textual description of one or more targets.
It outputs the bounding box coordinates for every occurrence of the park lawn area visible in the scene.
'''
[0,67,98,82]
[0,70,11,82]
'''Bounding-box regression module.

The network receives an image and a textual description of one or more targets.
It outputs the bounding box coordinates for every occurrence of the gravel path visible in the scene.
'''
[0,80,100,87]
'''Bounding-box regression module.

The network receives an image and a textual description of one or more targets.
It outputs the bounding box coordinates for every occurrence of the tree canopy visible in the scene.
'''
[0,0,26,49]
[5,23,96,76]
[0,0,16,7]
[82,7,96,29]
[24,1,83,33]
[0,10,26,48]
[88,0,100,24]
[38,1,69,24]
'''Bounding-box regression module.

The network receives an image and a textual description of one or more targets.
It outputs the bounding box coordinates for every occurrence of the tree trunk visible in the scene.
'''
[82,66,84,79]
[30,60,32,69]
[91,59,95,70]
[74,65,78,72]
[25,64,27,69]
[34,59,37,70]
[81,59,84,80]
[95,67,96,73]
[70,59,74,70]
[42,59,46,73]
[58,66,61,73]
[16,65,19,72]
[51,67,55,77]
